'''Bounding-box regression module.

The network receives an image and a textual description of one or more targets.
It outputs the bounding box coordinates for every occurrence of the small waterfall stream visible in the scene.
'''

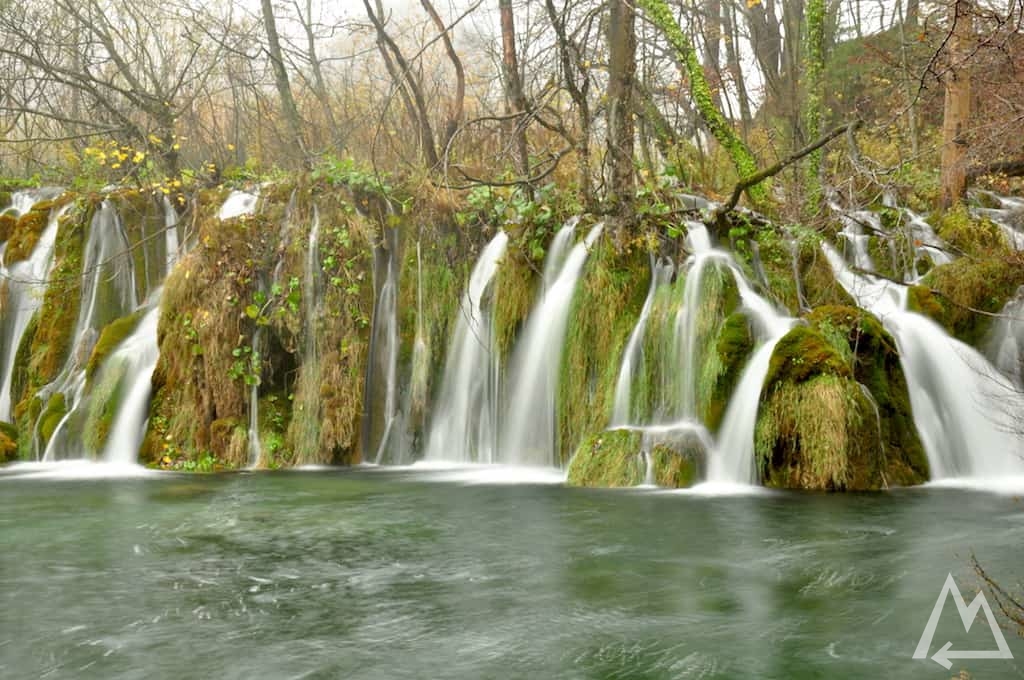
[101,305,161,465]
[500,222,604,467]
[610,255,673,427]
[425,232,509,463]
[0,204,68,420]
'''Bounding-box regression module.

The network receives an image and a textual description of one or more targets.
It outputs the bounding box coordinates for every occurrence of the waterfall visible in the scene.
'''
[100,305,160,465]
[163,195,180,270]
[708,334,789,484]
[610,255,674,427]
[984,286,1024,386]
[361,223,401,464]
[372,244,400,464]
[500,222,604,467]
[824,243,1024,479]
[247,320,265,469]
[425,231,509,463]
[41,201,139,461]
[218,190,258,220]
[0,204,68,421]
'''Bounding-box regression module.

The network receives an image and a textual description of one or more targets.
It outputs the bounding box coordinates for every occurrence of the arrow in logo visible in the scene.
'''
[914,573,1014,669]
[931,641,1014,670]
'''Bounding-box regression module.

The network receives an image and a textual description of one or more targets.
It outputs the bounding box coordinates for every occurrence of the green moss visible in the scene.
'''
[85,311,145,383]
[558,236,648,463]
[916,254,1024,347]
[492,247,535,362]
[649,440,702,487]
[566,430,644,487]
[764,324,851,387]
[703,311,754,432]
[38,393,67,448]
[0,421,17,463]
[756,308,929,490]
[935,205,1009,257]
[5,206,50,264]
[9,312,38,416]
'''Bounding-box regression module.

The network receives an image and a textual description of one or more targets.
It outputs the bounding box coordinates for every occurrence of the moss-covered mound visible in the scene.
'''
[566,430,644,487]
[755,311,929,490]
[909,253,1024,348]
[85,311,145,383]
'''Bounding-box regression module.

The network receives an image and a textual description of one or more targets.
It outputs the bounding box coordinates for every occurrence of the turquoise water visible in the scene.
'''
[1,465,1022,679]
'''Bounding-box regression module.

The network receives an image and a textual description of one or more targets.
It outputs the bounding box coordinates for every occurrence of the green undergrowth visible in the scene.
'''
[558,234,648,464]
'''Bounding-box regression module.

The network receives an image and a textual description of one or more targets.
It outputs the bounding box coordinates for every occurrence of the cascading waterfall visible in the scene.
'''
[163,195,180,269]
[41,200,139,461]
[371,240,400,464]
[609,224,793,486]
[985,286,1024,386]
[425,231,509,463]
[500,222,604,467]
[0,204,68,420]
[610,255,674,427]
[823,242,1024,478]
[100,304,161,465]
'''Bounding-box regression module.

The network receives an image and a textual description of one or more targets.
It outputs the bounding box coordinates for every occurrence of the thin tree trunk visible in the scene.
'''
[607,0,637,232]
[260,0,307,167]
[722,2,752,137]
[420,0,465,150]
[940,0,972,208]
[498,0,531,191]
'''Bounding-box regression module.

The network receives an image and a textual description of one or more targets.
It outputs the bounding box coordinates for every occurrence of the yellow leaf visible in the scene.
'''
[148,134,163,145]
[747,0,761,7]
[132,151,145,163]
[226,144,235,151]
[110,163,121,169]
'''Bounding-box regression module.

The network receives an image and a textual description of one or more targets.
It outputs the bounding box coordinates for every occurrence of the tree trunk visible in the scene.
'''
[260,0,307,167]
[498,0,531,191]
[722,2,752,136]
[803,0,827,212]
[638,0,766,204]
[940,0,972,208]
[420,0,465,150]
[606,0,637,232]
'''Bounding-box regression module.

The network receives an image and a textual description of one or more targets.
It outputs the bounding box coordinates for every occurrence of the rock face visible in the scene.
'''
[754,307,929,490]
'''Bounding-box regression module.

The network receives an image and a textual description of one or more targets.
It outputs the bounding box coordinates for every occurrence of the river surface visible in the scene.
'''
[1,463,1023,679]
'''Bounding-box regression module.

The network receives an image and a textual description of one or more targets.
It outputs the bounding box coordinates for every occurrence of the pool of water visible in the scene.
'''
[1,464,1022,679]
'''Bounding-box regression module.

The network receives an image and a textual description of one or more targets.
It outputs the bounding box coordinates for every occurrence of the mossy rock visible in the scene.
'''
[764,324,852,386]
[648,429,707,487]
[85,311,146,383]
[38,392,67,448]
[703,311,754,432]
[935,205,1010,257]
[755,312,929,490]
[0,213,16,243]
[0,421,17,463]
[915,254,1024,347]
[566,430,644,487]
[5,206,50,263]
